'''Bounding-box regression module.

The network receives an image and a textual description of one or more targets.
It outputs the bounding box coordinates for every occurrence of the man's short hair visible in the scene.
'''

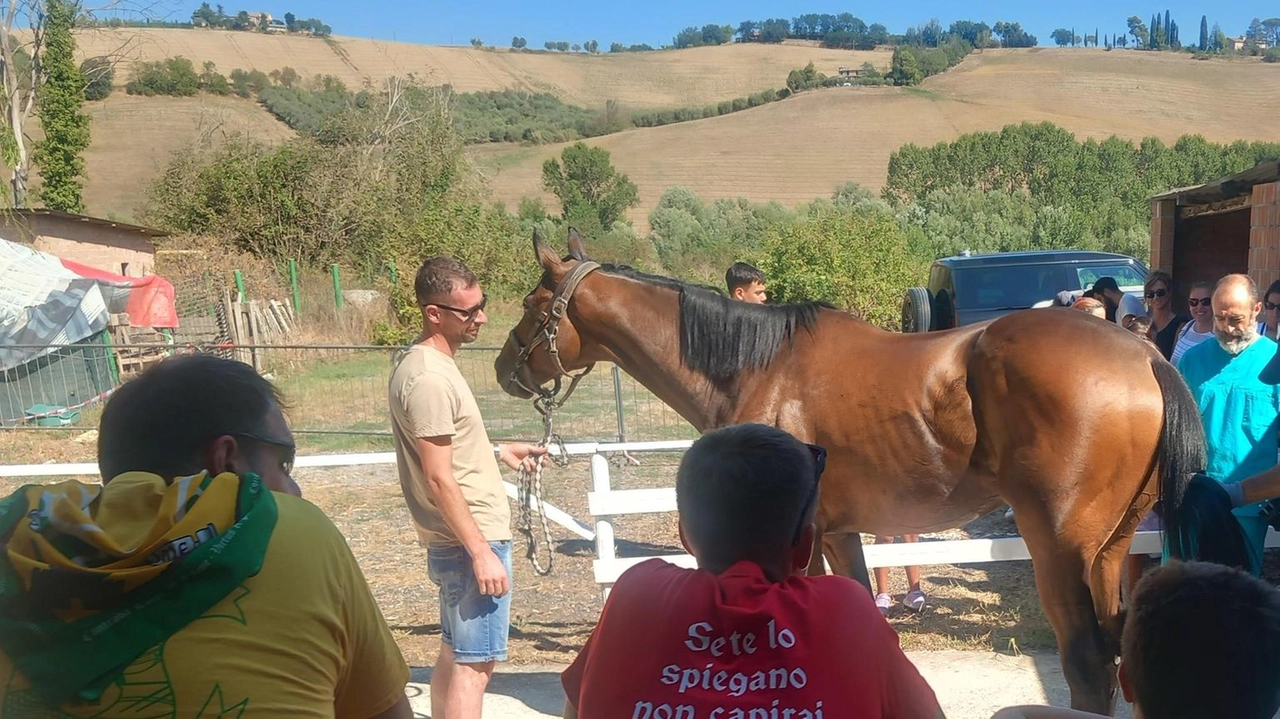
[414,256,477,306]
[1215,273,1259,303]
[1092,276,1120,294]
[725,262,765,293]
[97,354,285,481]
[676,424,817,567]
[1123,560,1280,719]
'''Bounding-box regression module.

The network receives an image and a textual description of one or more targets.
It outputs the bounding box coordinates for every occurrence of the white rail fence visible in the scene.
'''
[7,440,1280,602]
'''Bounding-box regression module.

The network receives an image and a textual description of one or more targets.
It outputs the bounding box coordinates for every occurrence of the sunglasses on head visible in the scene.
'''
[1188,297,1212,307]
[1144,288,1168,299]
[792,443,827,546]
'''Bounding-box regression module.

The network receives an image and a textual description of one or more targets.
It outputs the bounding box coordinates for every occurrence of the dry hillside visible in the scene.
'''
[69,28,891,109]
[28,93,294,222]
[471,48,1280,232]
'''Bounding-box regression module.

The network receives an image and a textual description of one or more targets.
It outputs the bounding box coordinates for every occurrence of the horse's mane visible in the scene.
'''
[599,264,827,382]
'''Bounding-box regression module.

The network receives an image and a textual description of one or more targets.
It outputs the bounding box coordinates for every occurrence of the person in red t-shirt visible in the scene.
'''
[561,423,945,719]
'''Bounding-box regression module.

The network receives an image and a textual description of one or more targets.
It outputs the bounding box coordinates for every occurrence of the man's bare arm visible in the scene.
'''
[416,436,509,596]
[1239,464,1280,506]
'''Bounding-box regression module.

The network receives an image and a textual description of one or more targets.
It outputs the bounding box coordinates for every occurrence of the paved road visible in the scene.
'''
[405,651,1135,719]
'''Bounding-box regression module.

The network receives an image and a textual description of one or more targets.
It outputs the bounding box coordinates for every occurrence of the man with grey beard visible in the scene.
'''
[1176,273,1280,575]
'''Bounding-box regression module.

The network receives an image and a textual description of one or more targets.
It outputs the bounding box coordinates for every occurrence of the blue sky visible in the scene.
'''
[150,1,1275,48]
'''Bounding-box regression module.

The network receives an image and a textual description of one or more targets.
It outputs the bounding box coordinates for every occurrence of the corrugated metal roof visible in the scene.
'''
[0,208,170,238]
[1149,160,1280,205]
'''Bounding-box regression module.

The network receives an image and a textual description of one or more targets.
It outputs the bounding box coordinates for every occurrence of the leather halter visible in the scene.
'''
[506,260,601,412]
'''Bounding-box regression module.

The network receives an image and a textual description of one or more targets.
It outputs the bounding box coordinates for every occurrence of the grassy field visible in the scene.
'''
[471,48,1280,233]
[67,29,891,109]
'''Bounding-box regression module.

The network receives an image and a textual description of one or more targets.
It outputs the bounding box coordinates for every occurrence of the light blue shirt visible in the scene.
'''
[1178,335,1280,518]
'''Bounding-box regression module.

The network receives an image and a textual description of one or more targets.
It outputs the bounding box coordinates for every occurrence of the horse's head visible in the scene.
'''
[494,226,602,400]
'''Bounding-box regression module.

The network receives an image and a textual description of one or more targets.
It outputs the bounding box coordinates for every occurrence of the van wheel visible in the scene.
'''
[902,287,933,333]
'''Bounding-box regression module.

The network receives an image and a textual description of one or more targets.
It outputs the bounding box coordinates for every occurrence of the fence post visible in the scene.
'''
[288,259,301,315]
[590,452,616,602]
[233,270,246,302]
[611,364,627,443]
[331,264,343,311]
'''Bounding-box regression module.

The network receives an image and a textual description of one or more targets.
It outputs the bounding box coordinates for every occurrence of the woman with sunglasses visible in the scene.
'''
[1170,279,1218,367]
[1144,271,1188,362]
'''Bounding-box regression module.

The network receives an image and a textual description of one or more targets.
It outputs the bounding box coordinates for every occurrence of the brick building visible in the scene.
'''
[1149,160,1280,311]
[0,209,168,277]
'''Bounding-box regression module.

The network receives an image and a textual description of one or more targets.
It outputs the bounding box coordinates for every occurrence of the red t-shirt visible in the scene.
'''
[562,559,942,719]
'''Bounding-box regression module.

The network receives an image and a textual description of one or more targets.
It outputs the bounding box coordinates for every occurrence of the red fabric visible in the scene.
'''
[58,258,179,329]
[562,559,942,719]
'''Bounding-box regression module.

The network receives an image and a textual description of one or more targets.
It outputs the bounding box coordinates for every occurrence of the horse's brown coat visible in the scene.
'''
[495,231,1201,714]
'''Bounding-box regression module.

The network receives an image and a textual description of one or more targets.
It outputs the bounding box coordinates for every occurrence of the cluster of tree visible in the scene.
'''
[609,43,656,53]
[451,89,605,143]
[79,56,114,101]
[887,39,972,86]
[189,3,331,35]
[144,77,531,347]
[257,76,352,134]
[535,39,604,52]
[883,122,1280,260]
[736,15,886,48]
[123,57,276,98]
[672,24,736,49]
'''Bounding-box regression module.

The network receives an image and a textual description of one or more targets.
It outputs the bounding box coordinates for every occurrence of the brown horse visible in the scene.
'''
[494,229,1210,715]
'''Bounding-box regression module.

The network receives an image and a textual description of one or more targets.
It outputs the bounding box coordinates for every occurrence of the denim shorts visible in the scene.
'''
[426,540,512,663]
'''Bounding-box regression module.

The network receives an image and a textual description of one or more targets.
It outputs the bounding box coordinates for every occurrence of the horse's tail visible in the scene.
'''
[1151,357,1257,573]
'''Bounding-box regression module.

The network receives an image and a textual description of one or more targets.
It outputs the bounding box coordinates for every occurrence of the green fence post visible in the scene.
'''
[288,259,301,314]
[332,264,343,310]
[233,270,246,302]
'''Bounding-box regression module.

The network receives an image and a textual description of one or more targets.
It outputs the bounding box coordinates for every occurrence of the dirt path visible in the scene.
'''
[403,651,1135,719]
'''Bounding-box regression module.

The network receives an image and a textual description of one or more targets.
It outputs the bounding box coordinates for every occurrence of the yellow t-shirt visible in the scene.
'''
[0,482,410,719]
[387,343,511,546]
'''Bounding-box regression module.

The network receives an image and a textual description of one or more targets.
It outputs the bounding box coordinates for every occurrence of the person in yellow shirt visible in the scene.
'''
[0,354,412,719]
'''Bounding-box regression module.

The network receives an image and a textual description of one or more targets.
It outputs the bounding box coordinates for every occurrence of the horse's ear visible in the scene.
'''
[533,228,561,271]
[566,227,589,262]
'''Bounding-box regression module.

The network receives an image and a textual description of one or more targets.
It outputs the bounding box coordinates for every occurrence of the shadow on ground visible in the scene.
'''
[408,667,564,718]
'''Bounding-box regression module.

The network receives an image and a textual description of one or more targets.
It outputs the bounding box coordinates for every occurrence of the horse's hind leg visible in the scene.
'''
[1017,510,1119,714]
[822,532,873,595]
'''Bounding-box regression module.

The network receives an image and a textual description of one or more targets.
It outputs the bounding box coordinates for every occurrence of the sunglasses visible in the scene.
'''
[1188,297,1212,307]
[1144,288,1168,299]
[428,294,488,322]
[1267,302,1280,311]
[229,432,296,476]
[792,443,828,545]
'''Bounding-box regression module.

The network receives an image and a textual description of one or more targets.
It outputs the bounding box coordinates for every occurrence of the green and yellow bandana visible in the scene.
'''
[0,470,277,707]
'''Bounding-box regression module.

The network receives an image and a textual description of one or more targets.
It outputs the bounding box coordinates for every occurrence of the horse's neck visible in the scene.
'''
[576,282,728,432]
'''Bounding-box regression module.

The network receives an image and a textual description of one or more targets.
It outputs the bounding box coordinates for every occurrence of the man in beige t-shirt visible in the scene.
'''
[387,256,546,719]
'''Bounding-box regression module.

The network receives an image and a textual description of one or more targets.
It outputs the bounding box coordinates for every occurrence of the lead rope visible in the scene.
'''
[516,402,569,575]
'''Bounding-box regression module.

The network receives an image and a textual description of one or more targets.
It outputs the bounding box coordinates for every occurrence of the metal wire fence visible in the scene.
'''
[0,342,696,456]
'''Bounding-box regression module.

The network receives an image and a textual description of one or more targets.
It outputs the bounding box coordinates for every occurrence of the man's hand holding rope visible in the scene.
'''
[500,443,548,473]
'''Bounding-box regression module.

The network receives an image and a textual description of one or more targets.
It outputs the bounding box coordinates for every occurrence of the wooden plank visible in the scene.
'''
[246,301,264,372]
[588,488,676,516]
[591,530,1280,585]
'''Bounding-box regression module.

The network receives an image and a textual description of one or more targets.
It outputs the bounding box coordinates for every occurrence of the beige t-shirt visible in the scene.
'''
[388,343,511,547]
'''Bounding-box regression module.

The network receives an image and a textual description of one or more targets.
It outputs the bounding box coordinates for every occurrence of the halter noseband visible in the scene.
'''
[506,260,601,412]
